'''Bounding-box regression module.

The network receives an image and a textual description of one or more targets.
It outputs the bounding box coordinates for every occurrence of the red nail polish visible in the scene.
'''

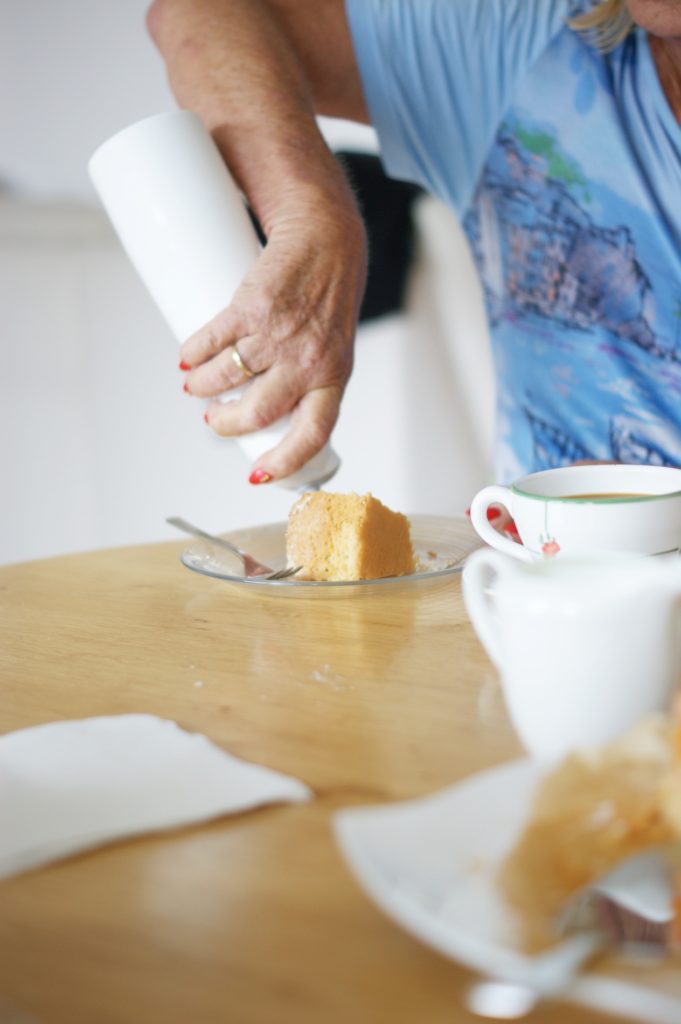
[179,360,191,371]
[249,468,272,485]
[465,506,501,521]
[203,411,210,424]
[183,380,190,393]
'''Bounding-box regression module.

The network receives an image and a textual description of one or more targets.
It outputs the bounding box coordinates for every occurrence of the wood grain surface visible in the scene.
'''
[0,540,638,1023]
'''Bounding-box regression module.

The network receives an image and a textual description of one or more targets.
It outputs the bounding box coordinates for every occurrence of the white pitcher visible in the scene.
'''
[462,547,681,761]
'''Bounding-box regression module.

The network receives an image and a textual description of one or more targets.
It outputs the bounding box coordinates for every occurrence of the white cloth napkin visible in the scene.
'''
[0,714,311,879]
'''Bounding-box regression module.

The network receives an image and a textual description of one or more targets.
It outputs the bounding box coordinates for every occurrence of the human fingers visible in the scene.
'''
[205,379,341,481]
[183,336,265,397]
[465,504,520,542]
[178,303,245,370]
[204,362,298,436]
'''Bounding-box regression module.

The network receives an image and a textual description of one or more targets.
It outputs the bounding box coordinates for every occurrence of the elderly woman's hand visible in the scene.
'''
[147,0,371,482]
[179,201,367,483]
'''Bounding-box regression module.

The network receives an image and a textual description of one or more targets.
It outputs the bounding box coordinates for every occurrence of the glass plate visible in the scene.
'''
[178,514,483,594]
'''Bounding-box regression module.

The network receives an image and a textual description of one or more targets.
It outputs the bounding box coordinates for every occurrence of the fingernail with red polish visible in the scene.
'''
[179,360,191,371]
[465,506,501,521]
[249,468,272,485]
[203,411,210,424]
[183,380,190,393]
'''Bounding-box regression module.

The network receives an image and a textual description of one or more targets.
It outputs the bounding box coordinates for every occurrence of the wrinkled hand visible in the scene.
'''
[180,205,367,482]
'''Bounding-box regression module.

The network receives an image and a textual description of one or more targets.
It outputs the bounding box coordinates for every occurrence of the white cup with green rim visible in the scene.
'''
[469,464,681,562]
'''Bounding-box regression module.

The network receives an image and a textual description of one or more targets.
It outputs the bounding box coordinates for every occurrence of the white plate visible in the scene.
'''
[334,760,680,1023]
[179,514,482,594]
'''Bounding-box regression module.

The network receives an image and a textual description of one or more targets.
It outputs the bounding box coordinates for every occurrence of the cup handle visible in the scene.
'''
[461,548,510,669]
[469,485,533,563]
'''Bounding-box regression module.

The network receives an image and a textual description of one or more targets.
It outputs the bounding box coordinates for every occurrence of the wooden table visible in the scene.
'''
[0,540,632,1023]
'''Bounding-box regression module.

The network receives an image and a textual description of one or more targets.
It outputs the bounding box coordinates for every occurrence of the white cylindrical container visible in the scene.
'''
[88,110,340,490]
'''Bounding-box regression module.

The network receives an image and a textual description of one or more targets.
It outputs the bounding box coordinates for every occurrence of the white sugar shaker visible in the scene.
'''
[88,110,340,490]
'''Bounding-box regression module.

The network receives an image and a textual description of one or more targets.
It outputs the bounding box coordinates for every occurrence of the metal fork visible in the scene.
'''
[467,851,673,1019]
[166,516,301,580]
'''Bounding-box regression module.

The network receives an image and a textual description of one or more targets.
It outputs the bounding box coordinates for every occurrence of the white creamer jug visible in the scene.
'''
[88,110,340,490]
[462,547,681,762]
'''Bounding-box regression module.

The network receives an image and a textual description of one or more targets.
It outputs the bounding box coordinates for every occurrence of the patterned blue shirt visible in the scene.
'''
[346,0,681,481]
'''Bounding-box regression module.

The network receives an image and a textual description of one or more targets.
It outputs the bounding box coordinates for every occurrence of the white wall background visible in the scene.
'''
[0,0,495,566]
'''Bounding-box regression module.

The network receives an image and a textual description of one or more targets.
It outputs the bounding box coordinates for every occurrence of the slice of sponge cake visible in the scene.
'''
[286,492,415,582]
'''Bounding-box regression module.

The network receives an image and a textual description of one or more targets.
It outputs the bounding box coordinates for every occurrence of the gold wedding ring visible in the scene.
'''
[231,344,257,380]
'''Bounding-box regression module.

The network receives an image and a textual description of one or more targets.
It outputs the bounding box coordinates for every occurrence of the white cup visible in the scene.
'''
[469,464,681,562]
[462,546,681,762]
[88,110,340,490]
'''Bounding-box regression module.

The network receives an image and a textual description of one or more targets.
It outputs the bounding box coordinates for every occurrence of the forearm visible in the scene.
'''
[148,0,368,481]
[147,0,363,238]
